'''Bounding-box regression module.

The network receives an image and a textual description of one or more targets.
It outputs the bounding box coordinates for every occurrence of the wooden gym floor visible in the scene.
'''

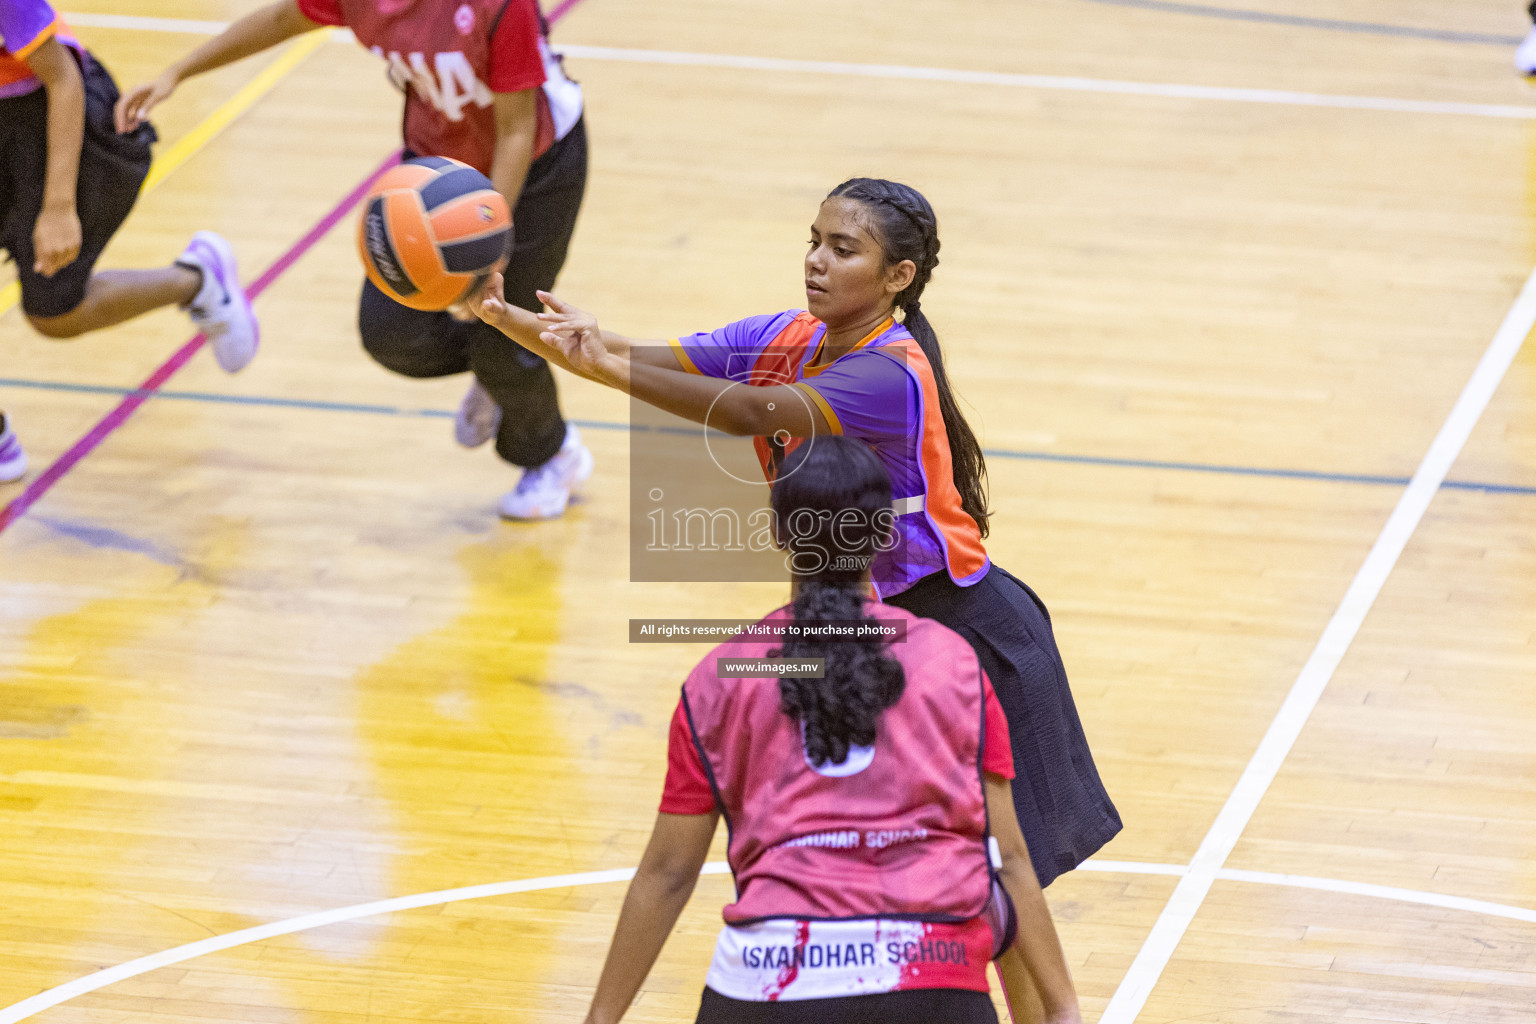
[2,1,1534,1021]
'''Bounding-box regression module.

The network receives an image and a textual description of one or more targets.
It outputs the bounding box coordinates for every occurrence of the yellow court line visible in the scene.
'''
[0,29,331,319]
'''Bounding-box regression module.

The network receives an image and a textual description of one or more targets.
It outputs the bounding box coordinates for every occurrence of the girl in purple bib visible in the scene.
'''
[476,178,1122,890]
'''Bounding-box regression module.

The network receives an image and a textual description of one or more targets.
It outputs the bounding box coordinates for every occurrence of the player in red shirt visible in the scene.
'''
[118,0,593,519]
[587,437,1083,1024]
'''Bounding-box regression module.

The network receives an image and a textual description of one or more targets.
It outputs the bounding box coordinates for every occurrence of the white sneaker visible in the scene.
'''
[0,416,27,484]
[455,379,502,448]
[1518,26,1536,75]
[498,424,594,520]
[177,231,259,373]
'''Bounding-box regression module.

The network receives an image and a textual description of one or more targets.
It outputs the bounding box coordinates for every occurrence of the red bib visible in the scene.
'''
[297,0,582,171]
[681,604,995,926]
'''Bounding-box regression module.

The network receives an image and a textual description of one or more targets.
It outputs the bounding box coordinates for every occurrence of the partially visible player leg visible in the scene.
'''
[26,266,199,338]
[13,53,259,370]
[467,118,591,520]
[356,274,596,521]
[0,413,26,484]
[482,340,591,521]
[0,94,28,486]
[1518,1,1536,74]
[453,377,501,448]
[357,276,476,384]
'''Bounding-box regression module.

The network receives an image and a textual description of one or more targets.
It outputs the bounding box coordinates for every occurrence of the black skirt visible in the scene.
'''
[886,564,1121,886]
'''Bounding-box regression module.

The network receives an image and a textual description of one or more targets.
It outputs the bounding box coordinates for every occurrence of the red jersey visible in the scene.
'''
[664,603,1016,1001]
[662,665,1013,814]
[296,0,582,172]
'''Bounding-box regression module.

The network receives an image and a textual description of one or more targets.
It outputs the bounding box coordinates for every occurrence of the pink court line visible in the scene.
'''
[0,151,402,535]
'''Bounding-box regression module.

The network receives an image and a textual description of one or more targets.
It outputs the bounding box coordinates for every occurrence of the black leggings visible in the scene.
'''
[357,118,588,468]
[695,986,999,1024]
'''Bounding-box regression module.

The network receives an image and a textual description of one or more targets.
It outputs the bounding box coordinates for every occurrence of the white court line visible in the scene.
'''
[3,856,1533,1024]
[1099,267,1536,1023]
[1078,859,1186,877]
[62,12,231,34]
[1222,869,1536,926]
[0,863,722,1024]
[64,12,1536,120]
[555,44,1536,120]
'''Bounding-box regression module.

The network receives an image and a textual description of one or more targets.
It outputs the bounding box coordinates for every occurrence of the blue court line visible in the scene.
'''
[1077,0,1523,46]
[988,447,1535,495]
[2,375,1533,496]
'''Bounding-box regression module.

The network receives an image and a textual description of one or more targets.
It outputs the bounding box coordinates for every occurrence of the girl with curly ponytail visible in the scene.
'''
[766,435,906,768]
[579,437,1084,1024]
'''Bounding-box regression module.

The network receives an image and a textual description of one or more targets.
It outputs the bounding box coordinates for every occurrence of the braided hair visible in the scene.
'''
[827,178,991,538]
[771,437,906,767]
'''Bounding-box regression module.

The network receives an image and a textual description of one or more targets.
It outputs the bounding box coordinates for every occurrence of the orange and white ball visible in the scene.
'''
[357,156,512,311]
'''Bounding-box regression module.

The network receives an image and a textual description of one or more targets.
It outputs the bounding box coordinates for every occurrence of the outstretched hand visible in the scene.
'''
[470,276,626,389]
[534,288,625,387]
[470,270,513,326]
[115,71,177,134]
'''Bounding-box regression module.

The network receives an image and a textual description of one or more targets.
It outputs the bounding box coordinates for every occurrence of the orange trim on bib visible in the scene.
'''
[872,336,988,583]
[747,313,823,479]
[801,316,894,378]
[0,14,63,91]
[793,382,842,436]
[669,337,703,375]
[11,15,60,60]
[739,314,987,586]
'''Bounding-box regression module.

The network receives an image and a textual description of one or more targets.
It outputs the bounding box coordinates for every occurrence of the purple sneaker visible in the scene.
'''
[0,416,27,484]
[498,424,594,520]
[455,378,502,448]
[176,231,259,373]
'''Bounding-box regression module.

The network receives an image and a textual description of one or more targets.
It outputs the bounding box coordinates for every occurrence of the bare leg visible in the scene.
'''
[995,946,1046,1023]
[26,265,199,339]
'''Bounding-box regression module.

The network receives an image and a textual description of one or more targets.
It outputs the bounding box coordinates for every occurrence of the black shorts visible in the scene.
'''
[695,986,1000,1024]
[0,48,156,318]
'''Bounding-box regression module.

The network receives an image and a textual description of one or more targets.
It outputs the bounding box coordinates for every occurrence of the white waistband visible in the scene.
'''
[704,917,988,1001]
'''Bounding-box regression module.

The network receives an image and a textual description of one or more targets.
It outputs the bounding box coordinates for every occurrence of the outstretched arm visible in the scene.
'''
[115,0,320,132]
[472,275,630,380]
[986,774,1083,1024]
[476,282,832,437]
[475,276,675,369]
[583,811,719,1024]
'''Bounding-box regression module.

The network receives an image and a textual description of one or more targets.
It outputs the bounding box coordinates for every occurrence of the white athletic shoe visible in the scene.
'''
[177,231,260,373]
[1517,26,1536,76]
[498,424,594,521]
[0,416,27,484]
[455,379,502,448]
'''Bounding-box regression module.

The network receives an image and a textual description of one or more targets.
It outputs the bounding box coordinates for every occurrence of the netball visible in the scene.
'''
[356,156,511,311]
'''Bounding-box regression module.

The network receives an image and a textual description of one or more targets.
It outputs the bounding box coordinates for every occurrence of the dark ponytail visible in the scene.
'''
[827,177,991,538]
[770,437,905,767]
